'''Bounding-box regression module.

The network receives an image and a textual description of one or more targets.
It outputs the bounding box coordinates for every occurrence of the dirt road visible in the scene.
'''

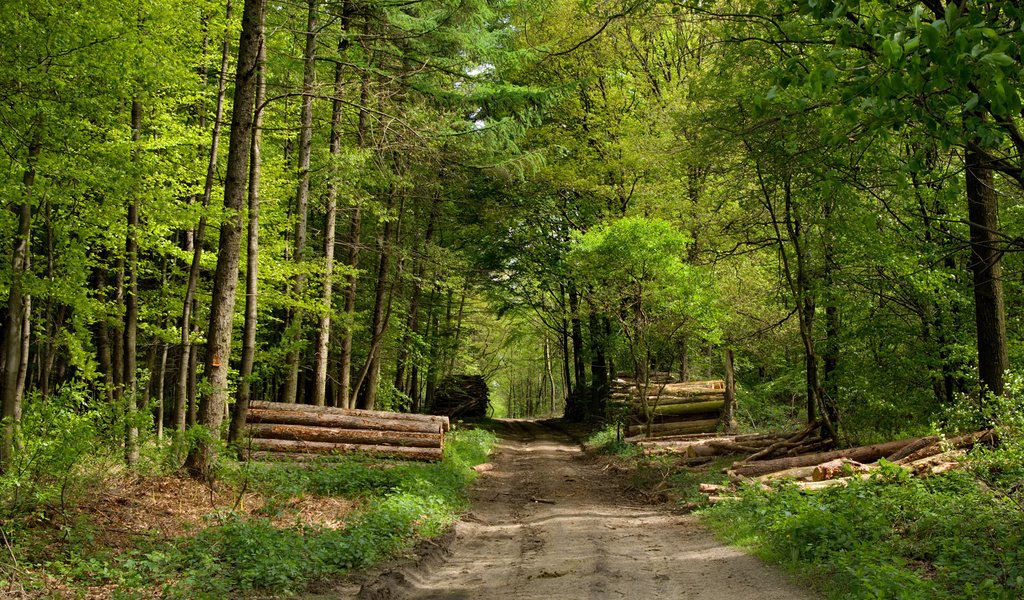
[358,420,817,600]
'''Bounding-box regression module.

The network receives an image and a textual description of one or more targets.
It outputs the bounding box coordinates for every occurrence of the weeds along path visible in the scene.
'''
[358,419,818,600]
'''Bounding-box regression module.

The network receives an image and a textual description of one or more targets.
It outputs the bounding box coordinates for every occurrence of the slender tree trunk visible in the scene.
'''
[396,198,437,407]
[720,349,738,432]
[356,187,398,410]
[313,39,346,408]
[156,341,169,439]
[185,0,266,480]
[965,142,1009,396]
[282,0,319,404]
[176,0,234,432]
[566,286,585,419]
[124,99,142,467]
[228,36,265,445]
[589,308,608,417]
[2,134,40,469]
[337,66,370,410]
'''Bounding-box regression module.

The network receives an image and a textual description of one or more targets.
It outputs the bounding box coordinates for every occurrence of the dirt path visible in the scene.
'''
[357,420,817,600]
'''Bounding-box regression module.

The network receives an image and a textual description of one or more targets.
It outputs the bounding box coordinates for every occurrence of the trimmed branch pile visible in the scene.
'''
[245,401,450,462]
[430,375,490,419]
[614,378,726,439]
[694,429,997,503]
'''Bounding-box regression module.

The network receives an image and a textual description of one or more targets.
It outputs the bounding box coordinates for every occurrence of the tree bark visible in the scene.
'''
[282,0,319,404]
[185,0,266,480]
[720,349,738,433]
[1,133,40,469]
[965,142,1009,396]
[176,0,234,432]
[337,69,370,410]
[228,36,266,445]
[356,186,398,410]
[124,99,142,467]
[313,37,347,408]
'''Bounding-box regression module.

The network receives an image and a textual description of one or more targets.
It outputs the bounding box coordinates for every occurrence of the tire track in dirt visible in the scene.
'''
[359,419,818,600]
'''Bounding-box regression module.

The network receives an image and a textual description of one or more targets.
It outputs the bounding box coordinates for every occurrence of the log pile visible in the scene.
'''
[244,401,450,462]
[614,378,727,439]
[695,429,996,503]
[430,375,490,419]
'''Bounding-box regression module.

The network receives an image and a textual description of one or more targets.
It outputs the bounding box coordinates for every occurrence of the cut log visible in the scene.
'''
[249,437,443,461]
[639,400,725,417]
[698,483,732,494]
[743,421,819,462]
[811,459,873,482]
[247,407,442,434]
[632,391,726,406]
[894,430,996,464]
[247,422,442,448]
[626,418,719,438]
[707,495,741,504]
[885,435,938,462]
[731,437,922,478]
[756,465,818,482]
[251,400,450,431]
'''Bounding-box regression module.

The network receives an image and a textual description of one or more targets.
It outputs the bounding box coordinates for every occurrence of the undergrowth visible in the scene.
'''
[702,378,1024,600]
[3,425,495,598]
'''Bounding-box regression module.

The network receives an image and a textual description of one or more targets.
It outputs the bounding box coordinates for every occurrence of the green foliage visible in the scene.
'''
[28,428,496,597]
[703,470,1024,599]
[584,424,638,458]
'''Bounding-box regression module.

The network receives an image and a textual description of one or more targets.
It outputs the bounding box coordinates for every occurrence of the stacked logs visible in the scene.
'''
[244,401,450,462]
[430,375,490,419]
[693,428,997,503]
[615,378,726,439]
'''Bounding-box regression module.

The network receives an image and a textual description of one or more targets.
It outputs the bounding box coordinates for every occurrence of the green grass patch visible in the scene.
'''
[10,427,496,598]
[702,465,1024,599]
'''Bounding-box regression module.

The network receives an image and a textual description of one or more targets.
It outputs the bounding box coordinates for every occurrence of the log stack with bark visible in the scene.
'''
[694,429,997,502]
[243,401,450,462]
[615,378,726,439]
[430,375,490,419]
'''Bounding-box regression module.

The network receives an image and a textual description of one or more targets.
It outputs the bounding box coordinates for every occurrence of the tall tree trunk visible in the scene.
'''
[124,99,142,467]
[720,349,738,432]
[965,142,1009,397]
[588,308,608,417]
[566,286,585,419]
[185,0,266,480]
[313,38,346,408]
[337,68,370,410]
[396,196,438,408]
[176,0,234,432]
[228,36,265,445]
[155,341,169,440]
[2,134,40,469]
[282,0,319,404]
[356,187,398,410]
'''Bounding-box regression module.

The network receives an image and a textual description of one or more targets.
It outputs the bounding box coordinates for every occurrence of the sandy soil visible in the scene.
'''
[353,420,818,600]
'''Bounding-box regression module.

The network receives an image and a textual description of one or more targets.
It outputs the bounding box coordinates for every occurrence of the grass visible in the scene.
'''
[701,457,1024,599]
[3,427,496,598]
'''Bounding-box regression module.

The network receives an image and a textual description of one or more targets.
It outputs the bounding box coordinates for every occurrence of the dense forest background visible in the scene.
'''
[2,0,1024,475]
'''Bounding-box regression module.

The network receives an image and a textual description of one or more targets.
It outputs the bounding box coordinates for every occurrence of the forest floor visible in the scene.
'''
[333,419,818,600]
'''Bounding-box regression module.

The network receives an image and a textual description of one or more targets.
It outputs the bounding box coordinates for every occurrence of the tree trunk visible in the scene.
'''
[124,99,142,467]
[965,142,1009,396]
[282,0,319,404]
[185,0,266,480]
[396,197,438,408]
[356,187,398,410]
[155,341,169,439]
[720,349,738,433]
[228,36,265,445]
[313,39,346,408]
[337,70,370,410]
[1,133,40,469]
[176,0,234,432]
[589,310,609,417]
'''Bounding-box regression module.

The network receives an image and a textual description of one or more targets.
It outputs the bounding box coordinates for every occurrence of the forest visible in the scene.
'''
[3,0,1024,597]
